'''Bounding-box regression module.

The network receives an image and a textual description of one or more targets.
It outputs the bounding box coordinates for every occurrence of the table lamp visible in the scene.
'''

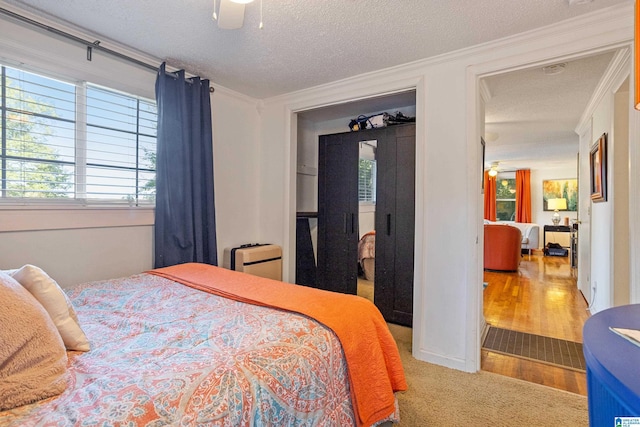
[547,198,567,225]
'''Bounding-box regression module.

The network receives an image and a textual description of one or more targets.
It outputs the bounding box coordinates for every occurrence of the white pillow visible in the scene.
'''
[12,265,90,352]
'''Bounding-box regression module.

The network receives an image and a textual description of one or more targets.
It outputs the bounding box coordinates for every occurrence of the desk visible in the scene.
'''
[543,225,571,248]
[583,304,640,425]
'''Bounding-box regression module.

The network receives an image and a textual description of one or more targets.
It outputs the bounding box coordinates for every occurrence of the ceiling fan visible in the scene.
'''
[212,0,263,30]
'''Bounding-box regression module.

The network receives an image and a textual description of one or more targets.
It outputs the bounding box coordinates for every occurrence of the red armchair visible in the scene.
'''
[484,224,522,272]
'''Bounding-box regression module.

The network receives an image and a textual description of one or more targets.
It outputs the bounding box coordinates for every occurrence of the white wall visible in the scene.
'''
[0,8,156,100]
[530,165,579,247]
[212,88,261,256]
[0,6,261,287]
[578,52,632,314]
[263,59,474,370]
[258,4,635,372]
[530,167,579,226]
[296,117,320,213]
[590,93,614,312]
[0,226,153,287]
[295,116,346,211]
[613,80,630,307]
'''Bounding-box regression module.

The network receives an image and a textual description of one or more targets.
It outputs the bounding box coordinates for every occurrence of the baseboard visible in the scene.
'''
[412,348,471,372]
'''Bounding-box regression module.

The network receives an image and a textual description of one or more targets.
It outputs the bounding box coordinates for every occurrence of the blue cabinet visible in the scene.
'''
[583,304,640,426]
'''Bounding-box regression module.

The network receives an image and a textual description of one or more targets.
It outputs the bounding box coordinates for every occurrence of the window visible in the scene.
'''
[358,141,376,204]
[1,64,156,205]
[358,158,376,203]
[496,176,516,221]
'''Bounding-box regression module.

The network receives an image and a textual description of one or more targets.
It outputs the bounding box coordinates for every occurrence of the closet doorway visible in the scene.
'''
[317,124,415,326]
[295,91,416,326]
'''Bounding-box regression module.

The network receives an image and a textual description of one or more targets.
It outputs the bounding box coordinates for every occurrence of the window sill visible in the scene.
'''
[0,206,154,232]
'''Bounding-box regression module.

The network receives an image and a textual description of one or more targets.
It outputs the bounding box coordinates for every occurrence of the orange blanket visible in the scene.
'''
[148,263,407,427]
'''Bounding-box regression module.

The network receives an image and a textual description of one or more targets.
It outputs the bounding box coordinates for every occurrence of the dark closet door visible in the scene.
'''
[316,133,359,294]
[374,124,415,326]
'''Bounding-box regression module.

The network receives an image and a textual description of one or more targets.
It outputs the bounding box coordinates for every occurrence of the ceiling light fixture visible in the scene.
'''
[484,132,499,142]
[212,0,263,29]
[542,63,566,75]
[488,162,499,177]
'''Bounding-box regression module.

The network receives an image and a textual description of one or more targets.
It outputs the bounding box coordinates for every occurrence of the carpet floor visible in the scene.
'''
[357,277,374,302]
[388,324,588,426]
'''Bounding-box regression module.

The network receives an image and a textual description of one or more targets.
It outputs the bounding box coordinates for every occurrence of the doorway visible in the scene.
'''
[294,91,416,325]
[479,50,618,392]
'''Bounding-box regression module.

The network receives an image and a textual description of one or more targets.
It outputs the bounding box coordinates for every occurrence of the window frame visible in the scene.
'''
[0,63,157,209]
[358,157,377,205]
[495,174,516,222]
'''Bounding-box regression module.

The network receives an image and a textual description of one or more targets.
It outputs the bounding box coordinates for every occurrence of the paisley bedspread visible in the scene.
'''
[0,273,395,426]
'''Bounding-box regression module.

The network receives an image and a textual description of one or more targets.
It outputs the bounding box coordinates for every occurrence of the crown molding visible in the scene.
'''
[479,79,492,103]
[213,83,260,105]
[264,2,633,109]
[575,47,631,136]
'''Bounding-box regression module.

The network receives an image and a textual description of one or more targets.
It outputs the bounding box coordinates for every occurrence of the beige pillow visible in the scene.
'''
[12,265,90,352]
[0,272,68,411]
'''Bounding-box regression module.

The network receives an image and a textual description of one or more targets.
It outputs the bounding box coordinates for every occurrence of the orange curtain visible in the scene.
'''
[515,169,531,223]
[484,171,496,221]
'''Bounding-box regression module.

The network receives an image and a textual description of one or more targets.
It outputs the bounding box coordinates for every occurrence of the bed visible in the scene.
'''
[358,231,376,281]
[0,263,405,426]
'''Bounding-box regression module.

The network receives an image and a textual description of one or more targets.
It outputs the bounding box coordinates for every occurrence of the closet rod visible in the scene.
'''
[0,7,214,93]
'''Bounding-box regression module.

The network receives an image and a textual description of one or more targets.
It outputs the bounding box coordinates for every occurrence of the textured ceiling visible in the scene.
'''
[1,0,629,170]
[483,51,617,170]
[2,0,629,99]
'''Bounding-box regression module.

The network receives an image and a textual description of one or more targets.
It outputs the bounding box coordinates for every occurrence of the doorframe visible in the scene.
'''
[466,29,639,368]
[282,76,424,341]
[275,2,637,373]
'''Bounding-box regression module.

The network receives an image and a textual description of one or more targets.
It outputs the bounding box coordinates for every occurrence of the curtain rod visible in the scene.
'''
[486,168,529,173]
[0,7,214,93]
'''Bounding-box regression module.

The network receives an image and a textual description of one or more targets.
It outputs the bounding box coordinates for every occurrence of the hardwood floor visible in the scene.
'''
[482,251,590,395]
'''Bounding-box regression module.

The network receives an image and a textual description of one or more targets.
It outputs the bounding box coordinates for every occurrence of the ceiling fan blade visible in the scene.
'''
[218,0,245,29]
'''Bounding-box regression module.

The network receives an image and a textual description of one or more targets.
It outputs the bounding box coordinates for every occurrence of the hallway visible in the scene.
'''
[482,252,590,395]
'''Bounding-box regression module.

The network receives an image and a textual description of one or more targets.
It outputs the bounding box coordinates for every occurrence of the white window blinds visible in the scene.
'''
[1,64,156,205]
[358,158,376,203]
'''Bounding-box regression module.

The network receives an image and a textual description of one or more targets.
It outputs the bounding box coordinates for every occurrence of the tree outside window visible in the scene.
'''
[1,64,156,205]
[4,71,74,198]
[496,177,516,221]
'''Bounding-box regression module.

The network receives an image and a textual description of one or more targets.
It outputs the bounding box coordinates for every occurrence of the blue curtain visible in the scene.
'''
[154,63,217,268]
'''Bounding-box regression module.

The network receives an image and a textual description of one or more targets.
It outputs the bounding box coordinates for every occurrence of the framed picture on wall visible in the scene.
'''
[590,133,607,203]
[542,179,578,211]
